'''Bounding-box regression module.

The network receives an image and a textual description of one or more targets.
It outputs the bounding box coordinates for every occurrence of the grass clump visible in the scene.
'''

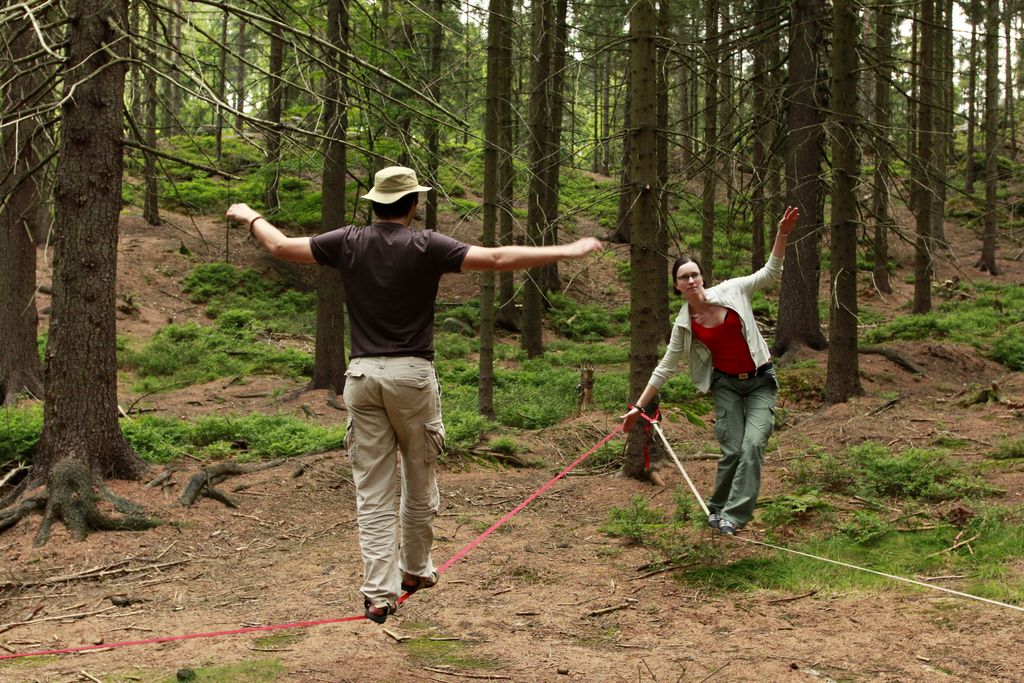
[547,292,628,341]
[0,404,43,465]
[790,442,999,503]
[758,492,833,530]
[123,317,313,392]
[599,494,667,544]
[991,436,1024,460]
[182,263,316,335]
[123,413,345,463]
[157,658,284,682]
[404,628,498,670]
[862,282,1024,369]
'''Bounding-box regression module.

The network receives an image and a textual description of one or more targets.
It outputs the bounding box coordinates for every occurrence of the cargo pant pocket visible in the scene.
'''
[424,417,446,464]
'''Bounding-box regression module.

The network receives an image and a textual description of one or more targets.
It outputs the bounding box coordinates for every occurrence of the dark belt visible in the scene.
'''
[715,361,773,380]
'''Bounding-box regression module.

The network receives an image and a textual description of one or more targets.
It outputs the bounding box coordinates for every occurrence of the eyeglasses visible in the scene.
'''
[676,272,702,281]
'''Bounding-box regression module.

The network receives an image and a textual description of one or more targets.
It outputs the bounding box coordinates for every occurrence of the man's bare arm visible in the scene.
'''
[226,203,317,264]
[461,237,604,272]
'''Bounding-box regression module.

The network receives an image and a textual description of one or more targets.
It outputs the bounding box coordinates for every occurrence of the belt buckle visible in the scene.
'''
[737,372,750,380]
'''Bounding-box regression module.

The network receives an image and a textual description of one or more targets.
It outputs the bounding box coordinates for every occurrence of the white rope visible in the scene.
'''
[648,418,1024,615]
[651,421,709,517]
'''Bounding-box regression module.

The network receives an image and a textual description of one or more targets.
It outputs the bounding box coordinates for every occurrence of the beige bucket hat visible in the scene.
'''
[360,166,432,203]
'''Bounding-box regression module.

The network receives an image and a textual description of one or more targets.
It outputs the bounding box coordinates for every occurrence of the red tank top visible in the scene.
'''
[690,309,756,374]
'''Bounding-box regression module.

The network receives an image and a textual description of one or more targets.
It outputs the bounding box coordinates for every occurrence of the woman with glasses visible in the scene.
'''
[622,206,800,536]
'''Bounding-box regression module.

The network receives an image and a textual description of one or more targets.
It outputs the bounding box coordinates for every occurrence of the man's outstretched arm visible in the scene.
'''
[461,237,604,272]
[226,203,317,264]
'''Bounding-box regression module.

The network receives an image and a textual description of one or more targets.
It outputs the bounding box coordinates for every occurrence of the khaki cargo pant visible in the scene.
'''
[343,356,445,609]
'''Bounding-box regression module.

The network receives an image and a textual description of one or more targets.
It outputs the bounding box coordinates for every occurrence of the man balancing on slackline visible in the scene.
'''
[227,165,603,623]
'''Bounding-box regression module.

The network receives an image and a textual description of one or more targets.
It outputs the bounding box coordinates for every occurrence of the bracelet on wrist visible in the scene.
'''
[248,214,264,236]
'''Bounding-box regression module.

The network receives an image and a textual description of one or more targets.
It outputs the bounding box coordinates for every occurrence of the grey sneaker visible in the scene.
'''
[718,520,736,536]
[707,513,721,530]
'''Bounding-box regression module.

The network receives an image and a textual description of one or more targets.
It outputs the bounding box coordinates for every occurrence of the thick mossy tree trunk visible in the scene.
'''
[33,0,149,491]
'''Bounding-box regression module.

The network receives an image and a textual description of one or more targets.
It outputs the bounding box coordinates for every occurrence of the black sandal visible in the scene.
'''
[363,597,395,624]
[401,571,440,594]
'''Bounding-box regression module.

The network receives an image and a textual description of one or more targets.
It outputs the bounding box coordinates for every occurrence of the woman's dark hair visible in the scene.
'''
[671,255,704,295]
[372,193,419,220]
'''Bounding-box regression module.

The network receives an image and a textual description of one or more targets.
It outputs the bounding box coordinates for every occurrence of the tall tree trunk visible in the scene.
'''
[311,0,349,394]
[1005,5,1017,156]
[826,0,863,404]
[612,73,633,243]
[978,0,1001,273]
[656,0,670,342]
[215,7,229,163]
[163,0,182,134]
[35,0,147,482]
[700,0,719,283]
[966,3,979,194]
[931,0,950,247]
[624,0,662,480]
[600,50,612,176]
[264,22,285,211]
[142,6,159,226]
[424,0,444,231]
[479,0,511,419]
[234,18,248,131]
[495,1,518,332]
[541,0,568,293]
[775,0,828,356]
[522,0,553,357]
[913,0,936,314]
[0,3,47,404]
[871,0,894,294]
[751,0,770,271]
[676,12,695,170]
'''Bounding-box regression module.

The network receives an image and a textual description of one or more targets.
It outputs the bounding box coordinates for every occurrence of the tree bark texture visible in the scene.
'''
[479,0,511,419]
[142,5,159,226]
[495,2,517,332]
[522,0,553,358]
[624,0,662,478]
[912,0,935,313]
[979,0,1000,274]
[424,0,444,231]
[311,0,349,394]
[871,0,894,294]
[700,0,719,283]
[35,0,147,481]
[264,21,285,211]
[965,1,979,194]
[0,4,47,404]
[541,0,568,293]
[825,0,863,404]
[775,0,828,355]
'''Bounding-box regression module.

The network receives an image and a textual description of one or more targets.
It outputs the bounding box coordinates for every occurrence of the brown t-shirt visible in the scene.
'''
[310,222,470,360]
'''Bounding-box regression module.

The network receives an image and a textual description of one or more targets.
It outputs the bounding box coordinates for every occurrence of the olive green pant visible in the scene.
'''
[343,356,446,609]
[707,368,777,527]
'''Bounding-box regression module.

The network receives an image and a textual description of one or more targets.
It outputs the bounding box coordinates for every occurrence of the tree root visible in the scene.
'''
[0,459,159,546]
[858,345,923,374]
[33,459,159,546]
[179,460,285,508]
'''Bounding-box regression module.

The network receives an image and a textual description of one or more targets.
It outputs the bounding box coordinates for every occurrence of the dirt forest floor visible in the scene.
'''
[3,206,1024,682]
